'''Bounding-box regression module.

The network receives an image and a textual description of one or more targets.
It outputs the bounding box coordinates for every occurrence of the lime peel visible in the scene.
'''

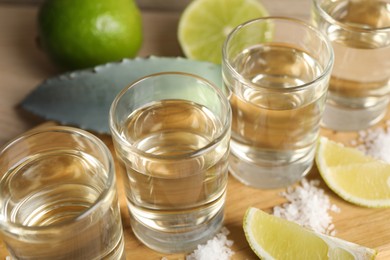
[38,0,143,70]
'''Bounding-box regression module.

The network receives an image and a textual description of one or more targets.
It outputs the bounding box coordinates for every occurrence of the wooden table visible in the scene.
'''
[1,1,390,259]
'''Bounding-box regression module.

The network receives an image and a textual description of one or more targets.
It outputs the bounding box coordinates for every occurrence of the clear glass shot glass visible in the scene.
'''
[312,0,390,131]
[109,72,231,253]
[0,126,125,259]
[222,17,334,189]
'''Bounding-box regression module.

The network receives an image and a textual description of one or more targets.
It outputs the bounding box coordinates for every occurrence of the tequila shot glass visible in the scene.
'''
[109,72,231,253]
[312,0,390,131]
[0,126,125,260]
[222,17,334,189]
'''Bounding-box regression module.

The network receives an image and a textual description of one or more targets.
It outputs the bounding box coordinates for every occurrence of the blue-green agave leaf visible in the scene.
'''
[21,56,222,134]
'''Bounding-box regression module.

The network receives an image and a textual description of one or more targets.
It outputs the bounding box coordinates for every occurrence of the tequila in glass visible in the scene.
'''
[110,73,231,253]
[223,17,333,188]
[312,0,390,130]
[0,127,125,260]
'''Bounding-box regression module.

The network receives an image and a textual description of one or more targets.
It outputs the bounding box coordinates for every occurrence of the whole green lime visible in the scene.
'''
[38,0,143,70]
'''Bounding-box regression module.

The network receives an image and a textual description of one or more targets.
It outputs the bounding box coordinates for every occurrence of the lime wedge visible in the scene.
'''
[316,137,390,208]
[178,0,269,64]
[244,207,377,259]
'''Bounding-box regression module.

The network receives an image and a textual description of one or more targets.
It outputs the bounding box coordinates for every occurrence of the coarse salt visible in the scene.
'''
[354,120,390,163]
[185,227,234,260]
[273,178,340,236]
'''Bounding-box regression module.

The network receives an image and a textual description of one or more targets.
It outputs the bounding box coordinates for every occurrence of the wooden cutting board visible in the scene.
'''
[0,118,389,260]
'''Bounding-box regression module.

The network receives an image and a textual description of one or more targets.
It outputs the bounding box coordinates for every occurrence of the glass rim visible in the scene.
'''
[222,16,334,92]
[109,71,232,160]
[0,126,116,232]
[312,0,390,32]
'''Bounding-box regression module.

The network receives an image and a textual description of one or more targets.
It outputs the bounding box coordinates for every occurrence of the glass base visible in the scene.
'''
[111,237,126,260]
[228,151,313,189]
[321,100,388,131]
[129,206,224,254]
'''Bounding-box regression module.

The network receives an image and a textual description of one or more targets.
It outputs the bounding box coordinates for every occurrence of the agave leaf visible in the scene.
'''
[21,56,222,134]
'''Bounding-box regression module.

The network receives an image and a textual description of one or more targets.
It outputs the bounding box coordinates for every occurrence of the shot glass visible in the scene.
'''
[109,72,231,253]
[312,0,390,131]
[222,17,334,189]
[0,126,125,260]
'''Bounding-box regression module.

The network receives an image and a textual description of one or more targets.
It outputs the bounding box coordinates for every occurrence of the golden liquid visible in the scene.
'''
[318,0,390,107]
[226,43,326,163]
[116,100,229,232]
[0,151,124,259]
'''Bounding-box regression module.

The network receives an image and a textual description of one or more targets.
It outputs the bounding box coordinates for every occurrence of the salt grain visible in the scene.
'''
[354,120,390,163]
[273,178,340,236]
[185,227,234,260]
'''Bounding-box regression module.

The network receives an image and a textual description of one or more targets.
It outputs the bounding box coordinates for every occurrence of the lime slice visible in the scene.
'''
[316,137,390,208]
[178,0,269,64]
[244,207,377,259]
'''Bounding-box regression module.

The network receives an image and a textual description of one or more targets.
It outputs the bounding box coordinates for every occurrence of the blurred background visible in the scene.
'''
[1,0,192,11]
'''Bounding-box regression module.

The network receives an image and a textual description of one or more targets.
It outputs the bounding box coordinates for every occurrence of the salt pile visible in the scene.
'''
[353,120,390,163]
[167,179,340,259]
[185,227,234,260]
[273,178,340,236]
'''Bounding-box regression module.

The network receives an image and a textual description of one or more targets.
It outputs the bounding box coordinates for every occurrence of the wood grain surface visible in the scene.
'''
[0,1,389,259]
